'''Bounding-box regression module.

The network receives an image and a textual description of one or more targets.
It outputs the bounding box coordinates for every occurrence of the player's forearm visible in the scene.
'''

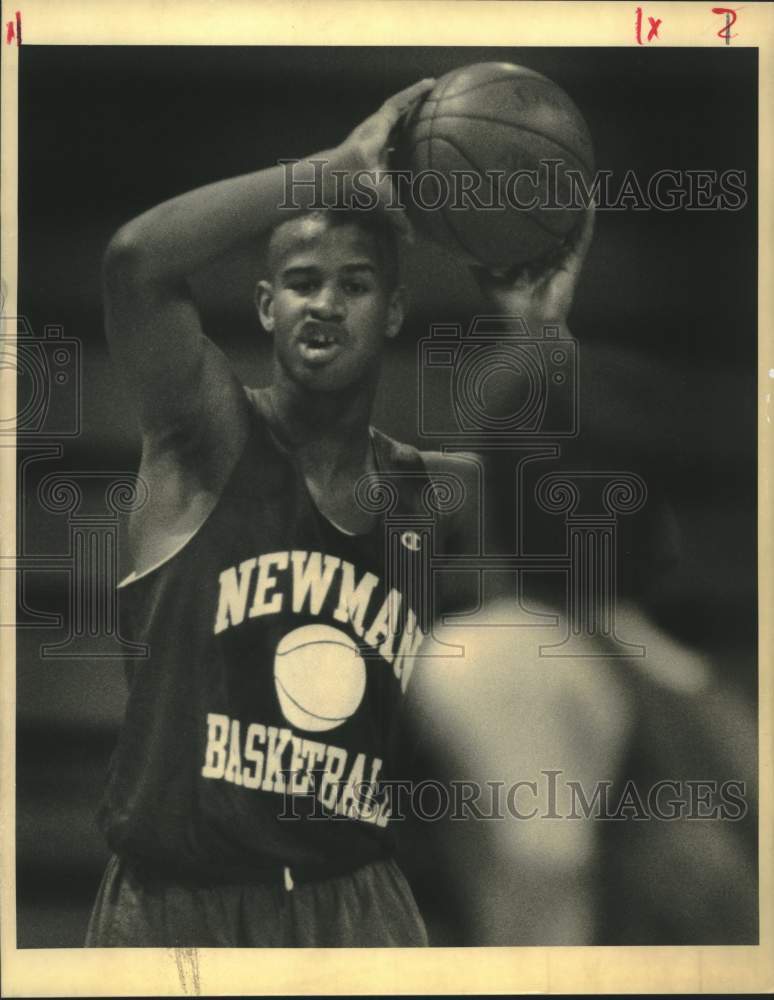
[475,284,573,337]
[470,208,593,327]
[103,144,360,282]
[471,271,570,329]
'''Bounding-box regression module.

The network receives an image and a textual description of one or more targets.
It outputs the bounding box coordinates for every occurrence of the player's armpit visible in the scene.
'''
[122,359,251,580]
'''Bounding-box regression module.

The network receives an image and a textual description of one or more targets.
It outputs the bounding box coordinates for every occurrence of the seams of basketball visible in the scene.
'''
[275,676,350,723]
[433,68,552,100]
[431,113,593,178]
[426,132,573,241]
[427,103,485,260]
[276,638,360,656]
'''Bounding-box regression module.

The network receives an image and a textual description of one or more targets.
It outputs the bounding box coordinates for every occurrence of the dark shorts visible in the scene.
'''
[85,853,429,948]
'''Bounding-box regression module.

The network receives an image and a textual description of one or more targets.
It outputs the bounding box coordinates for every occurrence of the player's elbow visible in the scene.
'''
[102,223,154,288]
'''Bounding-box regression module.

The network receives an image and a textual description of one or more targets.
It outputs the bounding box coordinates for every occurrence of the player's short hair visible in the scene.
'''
[265,209,401,290]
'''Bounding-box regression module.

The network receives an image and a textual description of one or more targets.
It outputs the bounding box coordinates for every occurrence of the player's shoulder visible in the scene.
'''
[419,449,481,496]
[369,426,423,472]
[420,452,481,538]
[368,434,481,553]
[243,384,265,416]
[369,427,480,491]
[419,449,480,475]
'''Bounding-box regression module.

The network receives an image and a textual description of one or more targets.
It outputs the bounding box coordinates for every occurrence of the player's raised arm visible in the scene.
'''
[102,151,344,445]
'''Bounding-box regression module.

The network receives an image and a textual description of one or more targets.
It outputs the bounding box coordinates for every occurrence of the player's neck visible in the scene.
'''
[262,382,374,475]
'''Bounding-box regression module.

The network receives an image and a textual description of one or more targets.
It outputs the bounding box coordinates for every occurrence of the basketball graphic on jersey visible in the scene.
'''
[273,624,367,731]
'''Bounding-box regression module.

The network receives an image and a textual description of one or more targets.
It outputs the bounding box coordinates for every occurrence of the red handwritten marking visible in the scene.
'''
[711,7,738,42]
[5,10,20,46]
[635,7,662,44]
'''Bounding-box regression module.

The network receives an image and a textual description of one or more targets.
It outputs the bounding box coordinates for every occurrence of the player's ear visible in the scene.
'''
[384,285,406,340]
[255,280,275,333]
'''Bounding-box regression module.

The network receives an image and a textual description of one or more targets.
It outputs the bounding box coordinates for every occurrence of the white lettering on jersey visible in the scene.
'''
[213,558,257,634]
[201,713,391,829]
[243,722,266,789]
[363,589,402,658]
[318,745,348,811]
[261,726,292,793]
[338,752,367,819]
[393,608,424,692]
[201,712,230,778]
[333,561,378,637]
[224,718,243,786]
[250,552,289,617]
[291,551,341,615]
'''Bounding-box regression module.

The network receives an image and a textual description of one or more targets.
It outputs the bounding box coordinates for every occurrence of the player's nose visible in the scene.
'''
[307,283,345,320]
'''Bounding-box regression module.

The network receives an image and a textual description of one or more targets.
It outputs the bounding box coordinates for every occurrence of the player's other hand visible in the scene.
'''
[471,206,595,324]
[341,78,435,172]
[337,78,435,238]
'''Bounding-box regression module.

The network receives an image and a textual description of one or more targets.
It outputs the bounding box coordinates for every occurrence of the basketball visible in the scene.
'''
[392,62,594,268]
[274,624,367,732]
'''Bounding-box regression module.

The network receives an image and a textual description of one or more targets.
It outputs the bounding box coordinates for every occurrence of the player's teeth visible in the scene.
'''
[303,330,336,349]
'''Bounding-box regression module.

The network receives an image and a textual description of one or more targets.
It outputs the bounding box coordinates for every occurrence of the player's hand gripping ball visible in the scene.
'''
[470,206,595,324]
[391,62,594,268]
[339,77,436,240]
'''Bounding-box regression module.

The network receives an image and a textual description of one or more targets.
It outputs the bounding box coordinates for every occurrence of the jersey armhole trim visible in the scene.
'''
[117,523,207,589]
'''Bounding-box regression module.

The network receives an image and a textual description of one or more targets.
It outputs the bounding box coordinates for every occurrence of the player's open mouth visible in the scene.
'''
[298,326,343,365]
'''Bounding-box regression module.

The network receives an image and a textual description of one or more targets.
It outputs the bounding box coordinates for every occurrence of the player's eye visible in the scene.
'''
[287,279,316,294]
[342,280,370,294]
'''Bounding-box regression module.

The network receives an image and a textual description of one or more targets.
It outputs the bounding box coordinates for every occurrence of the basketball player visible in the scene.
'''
[85,62,596,946]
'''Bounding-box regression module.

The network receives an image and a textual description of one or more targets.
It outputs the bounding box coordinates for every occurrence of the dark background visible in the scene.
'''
[16,45,757,946]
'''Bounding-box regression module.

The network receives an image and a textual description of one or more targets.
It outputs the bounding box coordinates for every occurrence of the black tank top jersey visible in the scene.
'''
[98,390,434,882]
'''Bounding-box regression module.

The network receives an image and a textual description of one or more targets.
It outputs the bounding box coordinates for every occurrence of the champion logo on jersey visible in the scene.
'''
[400,531,422,552]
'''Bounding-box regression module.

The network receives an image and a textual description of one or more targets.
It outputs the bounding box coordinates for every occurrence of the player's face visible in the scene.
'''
[257,219,403,392]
